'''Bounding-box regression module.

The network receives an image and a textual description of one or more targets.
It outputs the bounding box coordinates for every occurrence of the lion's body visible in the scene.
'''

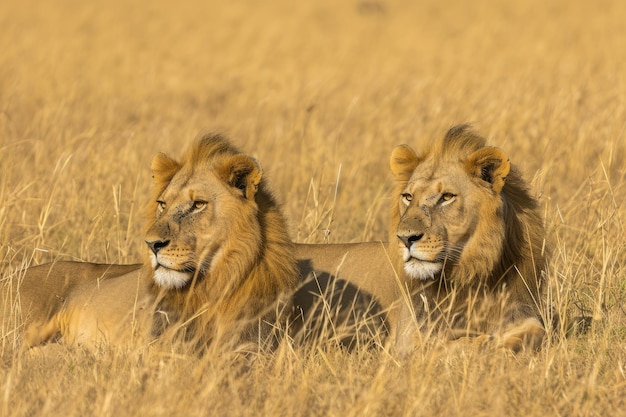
[45,265,153,348]
[295,243,399,309]
[389,125,549,354]
[2,242,401,350]
[2,135,301,350]
[1,262,144,348]
[293,242,400,347]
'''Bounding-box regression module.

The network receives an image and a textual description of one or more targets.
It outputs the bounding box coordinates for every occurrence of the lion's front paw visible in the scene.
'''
[495,318,545,352]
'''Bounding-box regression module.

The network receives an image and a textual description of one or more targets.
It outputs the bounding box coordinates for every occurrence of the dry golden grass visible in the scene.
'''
[1,0,626,415]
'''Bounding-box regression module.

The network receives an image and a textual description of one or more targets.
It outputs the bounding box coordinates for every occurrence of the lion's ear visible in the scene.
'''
[151,153,181,185]
[465,147,510,192]
[219,154,263,200]
[390,144,420,182]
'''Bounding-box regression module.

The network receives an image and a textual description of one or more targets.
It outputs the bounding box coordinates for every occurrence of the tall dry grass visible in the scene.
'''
[1,0,625,415]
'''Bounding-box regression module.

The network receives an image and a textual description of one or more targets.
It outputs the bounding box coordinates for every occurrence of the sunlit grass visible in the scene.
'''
[1,0,625,415]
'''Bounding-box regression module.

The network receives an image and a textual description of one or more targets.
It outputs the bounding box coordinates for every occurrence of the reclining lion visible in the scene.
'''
[389,125,550,354]
[1,135,397,351]
[297,126,551,353]
[3,134,303,350]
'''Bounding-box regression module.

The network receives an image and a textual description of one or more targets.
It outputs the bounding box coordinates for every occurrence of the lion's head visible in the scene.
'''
[389,125,548,349]
[144,134,298,340]
[391,126,507,283]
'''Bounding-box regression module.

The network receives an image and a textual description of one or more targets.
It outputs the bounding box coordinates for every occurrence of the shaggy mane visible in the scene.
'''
[145,133,298,346]
[391,124,547,291]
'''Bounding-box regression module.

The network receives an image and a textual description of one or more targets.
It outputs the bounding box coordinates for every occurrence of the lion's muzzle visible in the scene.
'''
[396,232,443,280]
[146,238,194,289]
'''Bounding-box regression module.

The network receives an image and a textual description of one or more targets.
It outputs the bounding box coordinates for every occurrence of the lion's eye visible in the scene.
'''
[191,201,207,212]
[439,193,456,206]
[156,200,166,213]
[401,193,413,205]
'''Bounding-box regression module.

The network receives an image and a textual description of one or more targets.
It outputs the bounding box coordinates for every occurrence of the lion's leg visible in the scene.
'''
[495,317,545,352]
[443,317,545,353]
[394,301,420,358]
[22,314,62,347]
[24,305,102,349]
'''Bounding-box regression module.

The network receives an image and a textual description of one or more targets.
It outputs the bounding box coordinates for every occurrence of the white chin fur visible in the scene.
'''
[404,259,442,281]
[153,268,192,289]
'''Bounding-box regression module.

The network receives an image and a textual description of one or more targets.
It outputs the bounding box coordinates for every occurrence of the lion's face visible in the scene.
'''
[145,151,263,290]
[390,140,511,282]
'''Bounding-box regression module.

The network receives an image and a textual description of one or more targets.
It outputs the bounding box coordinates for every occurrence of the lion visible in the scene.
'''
[389,125,550,354]
[2,134,300,350]
[2,135,398,352]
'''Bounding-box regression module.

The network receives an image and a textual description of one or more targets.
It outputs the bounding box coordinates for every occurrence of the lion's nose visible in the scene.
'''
[397,233,424,249]
[146,239,170,254]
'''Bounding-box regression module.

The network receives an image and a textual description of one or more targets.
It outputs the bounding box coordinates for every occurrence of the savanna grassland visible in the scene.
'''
[1,0,626,415]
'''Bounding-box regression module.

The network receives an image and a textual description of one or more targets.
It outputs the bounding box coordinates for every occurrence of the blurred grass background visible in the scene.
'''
[1,0,625,415]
